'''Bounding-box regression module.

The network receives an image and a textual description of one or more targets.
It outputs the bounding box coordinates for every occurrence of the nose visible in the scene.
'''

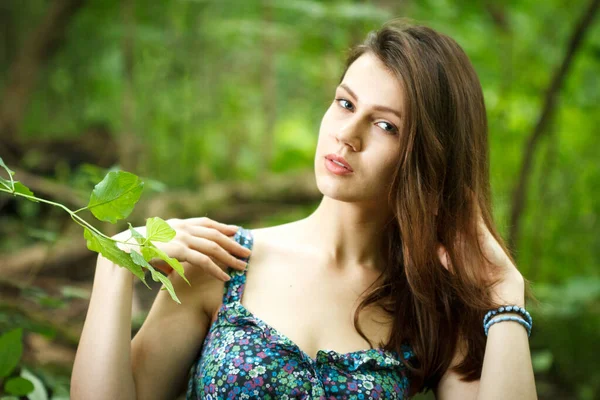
[334,117,362,152]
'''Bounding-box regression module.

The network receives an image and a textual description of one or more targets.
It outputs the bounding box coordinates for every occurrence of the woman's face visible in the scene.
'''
[314,52,405,205]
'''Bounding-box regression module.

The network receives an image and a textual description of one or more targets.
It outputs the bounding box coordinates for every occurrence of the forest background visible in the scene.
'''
[0,0,599,399]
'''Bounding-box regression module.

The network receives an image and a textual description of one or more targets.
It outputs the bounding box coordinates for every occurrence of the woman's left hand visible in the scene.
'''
[436,196,525,307]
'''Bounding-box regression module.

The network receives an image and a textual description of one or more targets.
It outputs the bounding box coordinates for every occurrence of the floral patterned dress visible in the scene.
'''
[186,227,415,399]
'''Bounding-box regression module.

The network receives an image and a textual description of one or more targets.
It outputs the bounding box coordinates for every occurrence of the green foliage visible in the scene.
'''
[0,157,186,303]
[19,367,53,400]
[87,171,144,223]
[4,377,34,396]
[145,216,177,242]
[530,277,600,398]
[0,329,23,379]
[0,159,35,200]
[140,246,188,287]
[130,250,181,304]
[82,227,146,282]
[129,220,190,289]
[0,329,35,397]
[2,0,599,397]
[0,158,190,396]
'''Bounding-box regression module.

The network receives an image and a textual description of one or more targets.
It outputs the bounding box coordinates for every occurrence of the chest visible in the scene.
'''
[239,249,392,360]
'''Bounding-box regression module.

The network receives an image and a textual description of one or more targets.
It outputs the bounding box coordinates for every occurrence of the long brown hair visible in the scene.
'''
[346,19,536,396]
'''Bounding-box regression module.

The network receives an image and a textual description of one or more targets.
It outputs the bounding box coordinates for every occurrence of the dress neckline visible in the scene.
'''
[224,227,413,367]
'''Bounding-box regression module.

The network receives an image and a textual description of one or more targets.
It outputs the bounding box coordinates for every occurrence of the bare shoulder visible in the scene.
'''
[197,222,298,319]
[250,220,308,248]
[246,221,305,266]
[249,221,299,243]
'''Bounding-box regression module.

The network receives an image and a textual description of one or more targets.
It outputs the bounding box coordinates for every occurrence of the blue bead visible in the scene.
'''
[483,305,533,337]
[484,314,531,337]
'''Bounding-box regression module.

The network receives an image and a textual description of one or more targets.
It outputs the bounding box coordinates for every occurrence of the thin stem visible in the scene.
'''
[0,188,73,213]
[6,168,15,190]
[73,205,89,214]
[0,187,143,247]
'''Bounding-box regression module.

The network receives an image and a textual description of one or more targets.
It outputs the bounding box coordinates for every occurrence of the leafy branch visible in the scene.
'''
[0,157,188,304]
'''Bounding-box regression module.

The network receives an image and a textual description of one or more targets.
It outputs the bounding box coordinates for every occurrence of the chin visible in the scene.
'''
[314,175,362,204]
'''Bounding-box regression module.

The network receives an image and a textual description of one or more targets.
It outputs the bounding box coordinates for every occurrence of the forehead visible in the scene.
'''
[340,52,405,113]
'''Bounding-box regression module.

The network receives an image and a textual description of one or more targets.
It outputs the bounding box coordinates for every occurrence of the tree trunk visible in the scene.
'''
[508,0,600,252]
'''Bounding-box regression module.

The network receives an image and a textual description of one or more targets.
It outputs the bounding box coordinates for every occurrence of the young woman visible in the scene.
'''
[71,20,537,399]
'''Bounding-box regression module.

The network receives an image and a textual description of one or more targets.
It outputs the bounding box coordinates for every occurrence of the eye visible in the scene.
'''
[376,121,398,134]
[335,98,354,111]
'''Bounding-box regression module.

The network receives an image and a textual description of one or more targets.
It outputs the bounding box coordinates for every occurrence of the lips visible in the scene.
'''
[325,154,353,171]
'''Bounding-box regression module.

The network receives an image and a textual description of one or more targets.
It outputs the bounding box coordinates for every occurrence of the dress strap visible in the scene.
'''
[222,226,254,305]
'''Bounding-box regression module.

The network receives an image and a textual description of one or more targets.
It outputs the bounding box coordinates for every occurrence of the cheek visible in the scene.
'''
[370,145,400,177]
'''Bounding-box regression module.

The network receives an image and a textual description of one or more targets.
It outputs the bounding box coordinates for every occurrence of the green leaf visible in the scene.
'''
[4,377,34,396]
[127,223,146,245]
[0,328,23,378]
[87,171,144,223]
[141,245,189,286]
[13,181,36,200]
[149,266,181,304]
[146,217,176,242]
[130,249,151,269]
[83,228,147,285]
[130,251,180,304]
[0,157,15,177]
[0,176,12,190]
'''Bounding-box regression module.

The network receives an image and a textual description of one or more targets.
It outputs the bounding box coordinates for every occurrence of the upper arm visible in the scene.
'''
[434,337,480,400]
[131,263,224,400]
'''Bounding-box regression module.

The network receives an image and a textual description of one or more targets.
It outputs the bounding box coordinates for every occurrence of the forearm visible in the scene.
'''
[477,298,537,400]
[71,256,137,400]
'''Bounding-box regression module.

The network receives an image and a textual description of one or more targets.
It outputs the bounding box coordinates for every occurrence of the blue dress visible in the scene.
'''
[186,227,416,399]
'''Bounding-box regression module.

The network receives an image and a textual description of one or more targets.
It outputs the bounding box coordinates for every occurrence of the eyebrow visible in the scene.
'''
[338,83,402,120]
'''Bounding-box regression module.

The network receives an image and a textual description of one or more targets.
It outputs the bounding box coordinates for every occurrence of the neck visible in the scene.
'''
[299,195,394,270]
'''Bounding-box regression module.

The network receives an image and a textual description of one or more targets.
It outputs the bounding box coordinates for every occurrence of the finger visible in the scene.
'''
[212,257,227,270]
[186,217,240,236]
[186,225,252,259]
[186,234,248,271]
[184,249,231,282]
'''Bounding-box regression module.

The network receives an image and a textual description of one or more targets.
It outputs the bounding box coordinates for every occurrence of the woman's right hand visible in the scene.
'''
[111,217,251,282]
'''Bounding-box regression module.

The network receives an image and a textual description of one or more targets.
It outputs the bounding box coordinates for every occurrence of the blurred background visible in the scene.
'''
[0,0,599,399]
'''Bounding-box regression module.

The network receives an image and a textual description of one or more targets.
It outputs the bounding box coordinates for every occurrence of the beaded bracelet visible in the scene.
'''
[483,305,532,327]
[484,315,531,337]
[483,305,533,337]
